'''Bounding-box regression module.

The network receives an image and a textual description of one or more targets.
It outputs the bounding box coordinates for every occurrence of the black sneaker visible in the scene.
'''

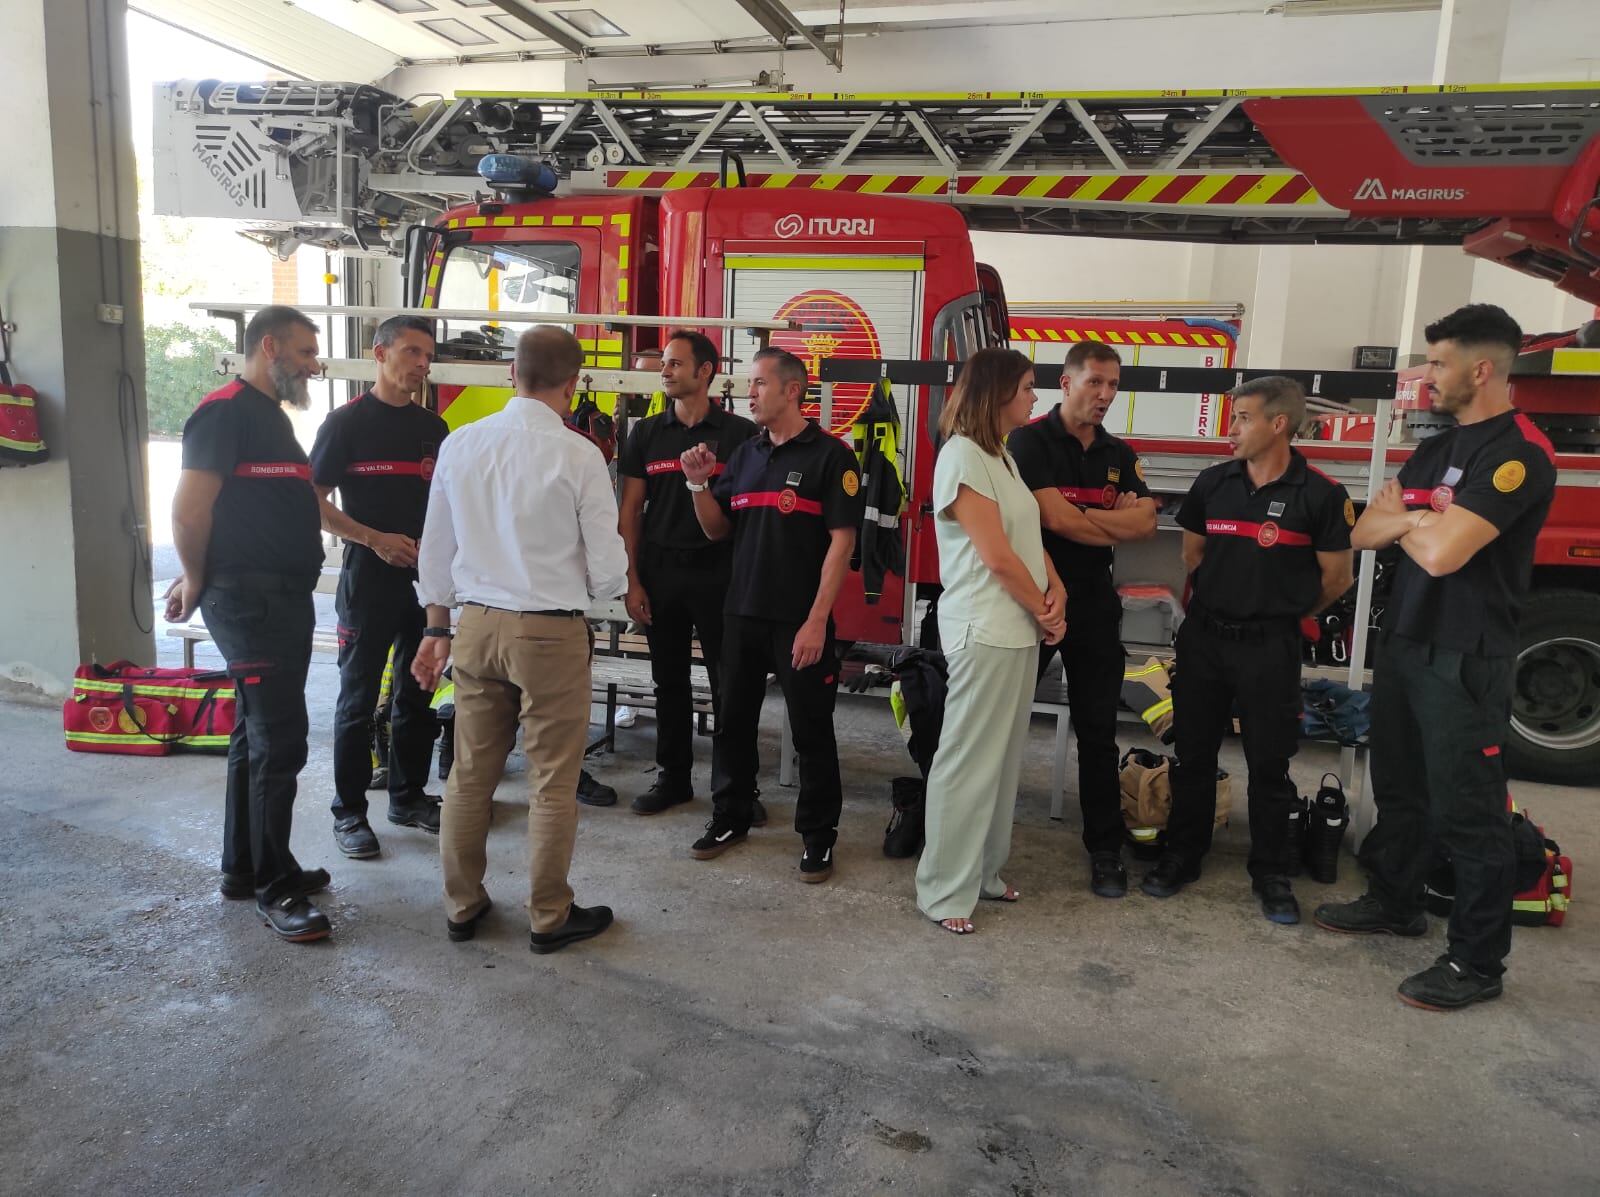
[1313,893,1427,937]
[221,867,329,901]
[630,779,693,815]
[529,903,614,954]
[577,770,618,808]
[257,894,331,943]
[750,797,769,828]
[334,816,381,860]
[447,898,492,943]
[690,817,748,860]
[1397,955,1504,1012]
[1254,875,1301,925]
[388,794,442,834]
[1090,851,1128,899]
[800,843,834,884]
[1140,853,1200,898]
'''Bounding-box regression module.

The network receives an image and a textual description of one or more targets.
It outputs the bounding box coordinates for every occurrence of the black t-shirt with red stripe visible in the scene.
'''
[181,379,323,580]
[618,400,757,551]
[1007,408,1151,590]
[1387,409,1556,656]
[1177,448,1353,621]
[713,419,865,623]
[308,391,448,541]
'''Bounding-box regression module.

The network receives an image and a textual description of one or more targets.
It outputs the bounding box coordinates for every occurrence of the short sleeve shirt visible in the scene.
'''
[308,392,448,541]
[933,436,1048,650]
[1386,409,1557,656]
[1006,409,1150,587]
[180,379,323,580]
[713,420,865,623]
[1176,449,1353,621]
[617,401,757,551]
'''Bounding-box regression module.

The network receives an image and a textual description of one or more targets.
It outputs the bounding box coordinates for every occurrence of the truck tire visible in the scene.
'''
[1507,588,1600,787]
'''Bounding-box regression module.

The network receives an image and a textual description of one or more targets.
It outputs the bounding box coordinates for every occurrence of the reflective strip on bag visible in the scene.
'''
[1141,697,1173,722]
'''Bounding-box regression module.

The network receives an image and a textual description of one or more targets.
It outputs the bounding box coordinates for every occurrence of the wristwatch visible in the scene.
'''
[422,626,453,639]
[684,479,709,492]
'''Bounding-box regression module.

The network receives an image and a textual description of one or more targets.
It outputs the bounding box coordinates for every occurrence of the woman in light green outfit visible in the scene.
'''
[916,348,1066,934]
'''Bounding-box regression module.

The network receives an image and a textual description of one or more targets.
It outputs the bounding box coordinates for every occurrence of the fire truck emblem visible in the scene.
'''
[1430,485,1454,512]
[1257,521,1281,547]
[771,290,883,434]
[777,488,799,514]
[420,456,436,481]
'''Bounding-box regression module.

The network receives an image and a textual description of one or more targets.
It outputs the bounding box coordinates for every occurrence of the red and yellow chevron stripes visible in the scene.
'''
[1010,325,1233,347]
[604,169,1322,207]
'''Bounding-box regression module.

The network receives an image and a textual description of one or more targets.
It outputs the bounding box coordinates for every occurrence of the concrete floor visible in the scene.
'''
[2,642,1596,1196]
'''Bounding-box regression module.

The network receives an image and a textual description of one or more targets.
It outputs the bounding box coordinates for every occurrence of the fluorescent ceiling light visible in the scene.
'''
[1270,0,1442,14]
[420,16,494,44]
[370,0,436,13]
[556,8,628,37]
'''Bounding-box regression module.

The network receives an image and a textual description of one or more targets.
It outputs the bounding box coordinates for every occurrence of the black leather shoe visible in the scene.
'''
[257,894,331,942]
[1313,893,1427,937]
[334,816,381,859]
[221,867,329,901]
[577,770,618,807]
[1398,955,1504,1012]
[529,903,614,954]
[1140,853,1201,898]
[388,795,442,834]
[1090,851,1128,899]
[1254,875,1301,925]
[631,779,693,815]
[750,797,769,828]
[447,898,492,942]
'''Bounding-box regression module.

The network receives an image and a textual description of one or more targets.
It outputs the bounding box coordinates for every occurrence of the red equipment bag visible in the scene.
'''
[0,361,49,466]
[63,661,236,756]
[1424,801,1573,928]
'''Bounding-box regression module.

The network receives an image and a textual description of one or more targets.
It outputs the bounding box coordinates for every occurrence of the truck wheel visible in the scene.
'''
[1507,589,1600,787]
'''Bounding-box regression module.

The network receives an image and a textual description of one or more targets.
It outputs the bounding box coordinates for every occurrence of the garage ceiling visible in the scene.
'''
[132,0,1405,81]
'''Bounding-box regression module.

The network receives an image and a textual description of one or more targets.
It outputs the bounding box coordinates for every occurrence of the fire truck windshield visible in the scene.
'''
[434,240,581,357]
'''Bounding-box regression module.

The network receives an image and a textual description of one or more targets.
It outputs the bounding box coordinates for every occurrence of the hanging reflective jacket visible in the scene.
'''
[851,378,906,603]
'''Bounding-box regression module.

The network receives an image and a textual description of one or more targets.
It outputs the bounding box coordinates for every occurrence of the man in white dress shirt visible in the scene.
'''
[412,325,629,954]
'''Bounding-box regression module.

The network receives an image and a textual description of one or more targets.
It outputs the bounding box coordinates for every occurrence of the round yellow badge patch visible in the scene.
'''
[842,469,860,497]
[1344,498,1356,527]
[1493,460,1525,493]
[1134,458,1146,480]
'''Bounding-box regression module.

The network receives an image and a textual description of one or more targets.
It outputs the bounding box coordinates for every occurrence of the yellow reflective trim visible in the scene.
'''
[552,214,574,226]
[74,679,225,701]
[1066,330,1082,341]
[492,215,515,227]
[426,264,441,287]
[518,214,545,226]
[1512,899,1552,912]
[1126,173,1177,203]
[1087,331,1103,341]
[1238,174,1293,205]
[1068,175,1117,202]
[610,212,631,231]
[617,245,630,269]
[1107,331,1124,343]
[614,170,651,190]
[0,435,44,451]
[0,395,37,406]
[859,174,898,193]
[1191,334,1209,346]
[1141,697,1174,722]
[1177,174,1233,205]
[65,732,162,745]
[1297,186,1324,205]
[761,172,797,189]
[665,170,700,190]
[1019,175,1062,199]
[1008,328,1020,340]
[1148,332,1167,344]
[443,385,515,430]
[445,218,462,229]
[1124,662,1166,680]
[1044,329,1061,341]
[1024,329,1041,341]
[966,175,1005,197]
[1127,332,1144,344]
[910,176,947,195]
[597,336,624,349]
[724,255,924,271]
[1550,348,1600,375]
[463,216,487,228]
[1214,335,1230,346]
[617,277,629,302]
[811,173,846,191]
[582,214,604,226]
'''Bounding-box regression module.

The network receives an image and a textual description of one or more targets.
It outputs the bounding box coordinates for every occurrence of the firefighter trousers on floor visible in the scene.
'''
[710,615,842,849]
[1165,613,1302,879]
[1037,586,1126,857]
[639,543,731,794]
[917,636,1039,921]
[202,577,316,903]
[1360,633,1516,975]
[331,546,436,820]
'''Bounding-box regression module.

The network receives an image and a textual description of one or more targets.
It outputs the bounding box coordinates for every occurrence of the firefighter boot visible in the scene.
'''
[1304,772,1349,884]
[883,776,926,859]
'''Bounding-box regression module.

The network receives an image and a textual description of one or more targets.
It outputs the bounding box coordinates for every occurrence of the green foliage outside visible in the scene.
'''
[143,322,234,437]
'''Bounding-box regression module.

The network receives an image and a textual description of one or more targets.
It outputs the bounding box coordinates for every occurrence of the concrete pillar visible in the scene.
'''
[1395,0,1512,363]
[0,0,151,696]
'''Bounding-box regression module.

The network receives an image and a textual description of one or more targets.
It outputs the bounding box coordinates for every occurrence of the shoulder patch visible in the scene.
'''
[1134,458,1145,481]
[842,469,860,497]
[1344,498,1355,527]
[1493,460,1526,493]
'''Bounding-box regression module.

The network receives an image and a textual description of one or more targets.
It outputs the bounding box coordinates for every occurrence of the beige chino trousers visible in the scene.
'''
[439,605,592,934]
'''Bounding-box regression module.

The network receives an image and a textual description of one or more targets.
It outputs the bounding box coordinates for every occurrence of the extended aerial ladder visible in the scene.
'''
[155,81,1600,301]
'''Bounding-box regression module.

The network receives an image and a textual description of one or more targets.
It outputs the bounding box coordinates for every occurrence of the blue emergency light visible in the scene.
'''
[477,154,559,197]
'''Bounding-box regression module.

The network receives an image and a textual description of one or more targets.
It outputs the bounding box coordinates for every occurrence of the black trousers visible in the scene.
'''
[1360,634,1515,975]
[1037,582,1127,857]
[331,545,435,820]
[711,614,843,848]
[639,543,731,793]
[201,578,315,903]
[1166,612,1303,880]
